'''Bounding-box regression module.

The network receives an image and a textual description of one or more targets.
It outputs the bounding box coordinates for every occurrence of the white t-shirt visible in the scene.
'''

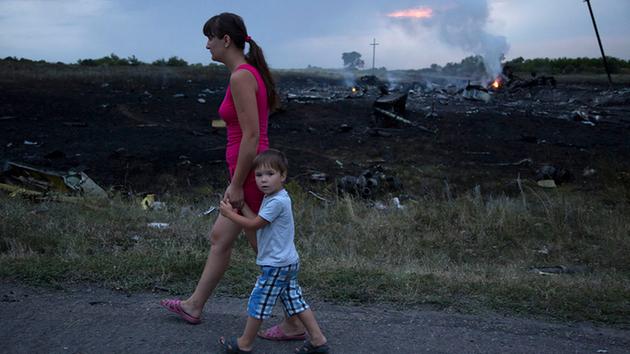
[256,189,299,267]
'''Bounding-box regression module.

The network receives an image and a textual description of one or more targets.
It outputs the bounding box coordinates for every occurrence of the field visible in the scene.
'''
[1,62,629,325]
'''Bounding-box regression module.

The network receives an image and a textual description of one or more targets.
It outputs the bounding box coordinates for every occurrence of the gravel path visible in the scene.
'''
[1,282,628,354]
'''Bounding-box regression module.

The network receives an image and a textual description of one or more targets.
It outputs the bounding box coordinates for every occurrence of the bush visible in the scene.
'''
[504,56,630,75]
[77,53,146,67]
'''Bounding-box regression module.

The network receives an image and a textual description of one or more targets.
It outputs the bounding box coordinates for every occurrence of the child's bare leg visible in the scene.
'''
[237,317,263,351]
[295,309,327,346]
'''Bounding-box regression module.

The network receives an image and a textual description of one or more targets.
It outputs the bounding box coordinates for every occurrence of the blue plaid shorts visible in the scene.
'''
[247,262,309,320]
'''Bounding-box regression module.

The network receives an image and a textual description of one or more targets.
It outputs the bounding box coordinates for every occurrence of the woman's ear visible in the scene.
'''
[223,35,231,48]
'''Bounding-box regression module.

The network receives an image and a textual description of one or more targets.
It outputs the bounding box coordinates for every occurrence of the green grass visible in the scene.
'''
[1,181,629,325]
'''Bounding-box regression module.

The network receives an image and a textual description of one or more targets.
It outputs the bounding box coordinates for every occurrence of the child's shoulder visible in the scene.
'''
[266,189,291,207]
[262,189,290,205]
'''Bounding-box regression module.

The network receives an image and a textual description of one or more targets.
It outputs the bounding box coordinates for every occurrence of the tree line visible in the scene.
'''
[1,53,202,67]
[76,53,191,67]
[503,56,630,74]
[423,55,630,76]
[4,53,630,74]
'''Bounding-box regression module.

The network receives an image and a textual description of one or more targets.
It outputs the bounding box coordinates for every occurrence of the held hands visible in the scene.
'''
[219,199,238,217]
[223,183,244,210]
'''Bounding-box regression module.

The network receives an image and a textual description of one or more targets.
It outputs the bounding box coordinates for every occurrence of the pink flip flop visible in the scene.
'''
[258,324,306,341]
[159,299,201,325]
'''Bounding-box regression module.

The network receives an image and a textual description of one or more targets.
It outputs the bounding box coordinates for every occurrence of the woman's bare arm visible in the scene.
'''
[224,69,259,208]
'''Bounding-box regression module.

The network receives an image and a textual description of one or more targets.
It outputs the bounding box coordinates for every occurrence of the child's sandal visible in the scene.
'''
[295,340,330,353]
[219,336,252,354]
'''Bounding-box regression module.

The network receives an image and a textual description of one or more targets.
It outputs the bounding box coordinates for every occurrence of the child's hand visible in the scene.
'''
[219,199,236,217]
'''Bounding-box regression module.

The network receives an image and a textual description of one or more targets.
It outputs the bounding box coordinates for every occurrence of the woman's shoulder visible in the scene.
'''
[229,67,257,92]
[230,68,256,84]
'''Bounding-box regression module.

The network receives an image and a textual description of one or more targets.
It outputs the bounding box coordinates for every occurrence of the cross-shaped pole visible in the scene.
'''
[370,38,379,74]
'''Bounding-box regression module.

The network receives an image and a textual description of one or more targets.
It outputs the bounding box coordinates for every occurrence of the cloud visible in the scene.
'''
[270,20,468,70]
[0,0,122,61]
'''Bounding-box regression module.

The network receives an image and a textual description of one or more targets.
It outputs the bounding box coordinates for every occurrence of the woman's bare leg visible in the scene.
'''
[179,214,242,318]
[244,229,257,254]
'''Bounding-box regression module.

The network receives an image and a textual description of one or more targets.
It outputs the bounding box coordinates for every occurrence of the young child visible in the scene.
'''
[218,149,329,354]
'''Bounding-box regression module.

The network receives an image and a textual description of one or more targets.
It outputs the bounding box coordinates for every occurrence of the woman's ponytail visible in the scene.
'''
[245,39,279,111]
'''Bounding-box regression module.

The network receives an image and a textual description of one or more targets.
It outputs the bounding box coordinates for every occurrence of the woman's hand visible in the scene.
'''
[223,183,244,209]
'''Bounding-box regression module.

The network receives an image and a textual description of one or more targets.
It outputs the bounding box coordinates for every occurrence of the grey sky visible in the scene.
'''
[0,0,628,69]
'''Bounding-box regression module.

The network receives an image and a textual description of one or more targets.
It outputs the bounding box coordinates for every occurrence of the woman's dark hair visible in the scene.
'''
[203,12,278,110]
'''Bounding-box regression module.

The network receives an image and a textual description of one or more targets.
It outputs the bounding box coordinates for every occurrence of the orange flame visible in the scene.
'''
[492,80,500,89]
[387,7,433,19]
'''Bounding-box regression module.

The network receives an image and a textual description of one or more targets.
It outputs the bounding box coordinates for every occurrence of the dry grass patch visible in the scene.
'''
[1,183,629,324]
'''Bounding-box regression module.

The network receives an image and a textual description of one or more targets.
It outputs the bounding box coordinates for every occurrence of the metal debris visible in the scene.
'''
[141,194,166,210]
[529,265,591,275]
[462,85,491,103]
[1,161,107,199]
[200,206,217,216]
[310,173,328,182]
[337,167,402,198]
[373,108,436,134]
[147,222,169,229]
[536,179,557,188]
[211,120,226,128]
[374,91,408,114]
[535,164,572,185]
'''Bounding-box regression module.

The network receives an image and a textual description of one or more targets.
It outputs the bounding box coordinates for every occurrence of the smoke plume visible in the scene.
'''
[389,0,509,79]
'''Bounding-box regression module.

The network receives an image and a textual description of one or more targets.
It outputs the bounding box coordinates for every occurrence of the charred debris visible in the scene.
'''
[282,68,630,200]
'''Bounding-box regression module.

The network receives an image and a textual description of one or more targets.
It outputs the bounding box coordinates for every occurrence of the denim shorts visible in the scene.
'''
[247,262,309,320]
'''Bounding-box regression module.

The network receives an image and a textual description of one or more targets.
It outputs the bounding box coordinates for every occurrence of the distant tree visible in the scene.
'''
[459,55,486,75]
[78,53,131,66]
[441,55,485,76]
[166,56,188,67]
[77,58,97,66]
[102,53,128,66]
[151,56,188,67]
[342,51,365,69]
[152,58,167,66]
[127,55,142,66]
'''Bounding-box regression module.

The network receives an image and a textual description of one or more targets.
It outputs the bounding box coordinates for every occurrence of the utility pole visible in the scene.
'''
[370,38,379,75]
[584,0,613,86]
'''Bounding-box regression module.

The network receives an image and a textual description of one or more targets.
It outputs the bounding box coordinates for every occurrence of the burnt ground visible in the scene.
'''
[1,71,630,201]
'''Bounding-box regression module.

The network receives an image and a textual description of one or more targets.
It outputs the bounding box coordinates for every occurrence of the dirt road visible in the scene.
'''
[1,282,628,354]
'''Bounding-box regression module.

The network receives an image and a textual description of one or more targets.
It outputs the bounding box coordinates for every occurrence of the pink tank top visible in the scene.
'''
[218,64,270,173]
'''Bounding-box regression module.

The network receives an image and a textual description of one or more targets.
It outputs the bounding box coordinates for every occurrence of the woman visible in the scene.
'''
[160,12,306,341]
